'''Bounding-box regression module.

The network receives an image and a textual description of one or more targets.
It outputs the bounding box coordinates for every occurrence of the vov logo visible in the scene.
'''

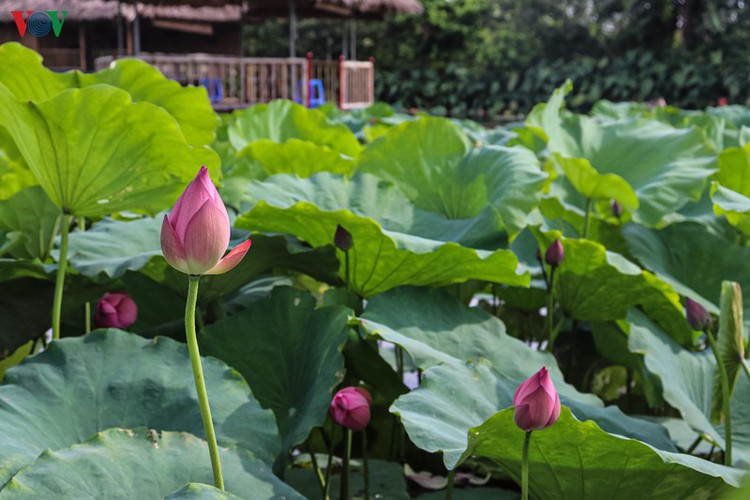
[11,10,69,38]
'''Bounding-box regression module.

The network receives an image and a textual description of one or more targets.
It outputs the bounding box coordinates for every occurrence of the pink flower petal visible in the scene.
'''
[160,215,190,275]
[170,167,228,240]
[205,239,252,276]
[182,201,231,275]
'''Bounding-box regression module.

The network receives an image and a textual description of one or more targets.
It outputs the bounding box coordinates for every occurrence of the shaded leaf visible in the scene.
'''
[201,287,351,459]
[463,407,741,500]
[1,429,298,499]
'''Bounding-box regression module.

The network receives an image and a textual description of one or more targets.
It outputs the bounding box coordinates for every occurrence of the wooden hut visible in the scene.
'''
[0,0,423,110]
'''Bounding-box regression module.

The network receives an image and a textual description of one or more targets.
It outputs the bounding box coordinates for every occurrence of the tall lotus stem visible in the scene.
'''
[521,431,532,500]
[186,276,224,489]
[51,213,71,340]
[340,428,353,500]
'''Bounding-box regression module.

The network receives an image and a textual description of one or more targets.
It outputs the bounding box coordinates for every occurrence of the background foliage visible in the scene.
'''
[243,0,750,118]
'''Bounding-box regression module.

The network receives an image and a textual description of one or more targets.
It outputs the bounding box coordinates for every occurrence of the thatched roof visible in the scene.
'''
[0,0,243,23]
[0,0,421,23]
[246,0,423,19]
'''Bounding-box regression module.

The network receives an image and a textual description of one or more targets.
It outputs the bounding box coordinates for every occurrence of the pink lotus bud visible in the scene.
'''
[160,166,251,276]
[545,239,565,268]
[686,297,711,331]
[513,367,561,432]
[334,224,353,252]
[94,292,137,329]
[330,387,372,431]
[610,200,623,218]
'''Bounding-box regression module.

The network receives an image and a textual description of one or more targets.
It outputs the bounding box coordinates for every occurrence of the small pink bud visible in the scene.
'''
[330,387,372,431]
[611,200,623,218]
[94,292,137,329]
[334,224,353,252]
[160,166,251,276]
[545,239,565,268]
[513,367,561,432]
[686,297,711,331]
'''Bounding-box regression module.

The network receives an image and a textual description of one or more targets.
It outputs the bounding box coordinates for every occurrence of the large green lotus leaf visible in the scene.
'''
[622,222,750,320]
[463,407,742,500]
[0,83,218,217]
[358,117,546,234]
[78,58,218,146]
[0,428,299,499]
[64,216,163,278]
[530,83,716,225]
[139,233,340,304]
[359,287,676,469]
[627,309,728,450]
[550,154,638,209]
[0,186,59,260]
[0,259,48,283]
[711,142,750,234]
[64,213,339,290]
[165,483,243,499]
[227,100,361,158]
[0,150,36,201]
[0,330,280,486]
[0,42,216,146]
[533,231,693,343]
[712,183,750,235]
[236,173,528,296]
[200,287,351,458]
[238,138,357,177]
[629,308,750,467]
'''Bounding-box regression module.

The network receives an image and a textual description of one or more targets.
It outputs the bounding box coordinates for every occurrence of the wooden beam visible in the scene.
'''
[78,23,87,70]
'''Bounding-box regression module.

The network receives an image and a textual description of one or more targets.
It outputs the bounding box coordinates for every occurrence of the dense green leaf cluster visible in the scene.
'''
[0,44,749,497]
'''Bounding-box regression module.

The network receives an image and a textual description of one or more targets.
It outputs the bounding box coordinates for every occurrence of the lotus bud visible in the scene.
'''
[160,166,251,276]
[334,224,353,252]
[686,297,711,331]
[513,367,561,432]
[611,200,623,218]
[545,239,565,268]
[330,386,372,431]
[94,292,137,329]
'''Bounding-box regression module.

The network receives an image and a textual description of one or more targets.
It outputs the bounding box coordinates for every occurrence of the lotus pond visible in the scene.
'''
[1,42,750,499]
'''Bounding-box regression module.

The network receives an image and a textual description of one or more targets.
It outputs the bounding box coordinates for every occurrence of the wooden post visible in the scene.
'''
[306,51,313,108]
[78,23,87,70]
[133,3,141,55]
[116,0,124,56]
[369,56,375,107]
[288,0,296,58]
[338,54,345,109]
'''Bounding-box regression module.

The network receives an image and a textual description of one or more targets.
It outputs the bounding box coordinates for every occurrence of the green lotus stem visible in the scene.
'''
[45,214,61,261]
[307,443,325,495]
[77,216,85,232]
[582,198,593,239]
[340,428,353,500]
[185,276,224,490]
[323,424,336,500]
[705,329,732,465]
[445,469,456,500]
[686,435,703,454]
[363,431,370,500]
[521,430,532,500]
[51,214,71,340]
[84,302,91,334]
[545,268,556,352]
